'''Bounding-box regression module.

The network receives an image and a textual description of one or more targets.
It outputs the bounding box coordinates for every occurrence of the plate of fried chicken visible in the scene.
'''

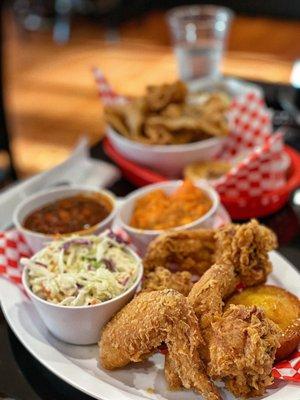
[0,220,299,400]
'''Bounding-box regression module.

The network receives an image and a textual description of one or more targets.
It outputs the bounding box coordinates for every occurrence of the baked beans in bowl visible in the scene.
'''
[13,186,117,252]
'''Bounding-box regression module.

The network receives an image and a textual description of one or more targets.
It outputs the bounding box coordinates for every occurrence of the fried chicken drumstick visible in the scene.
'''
[187,221,280,398]
[188,220,277,333]
[99,289,222,400]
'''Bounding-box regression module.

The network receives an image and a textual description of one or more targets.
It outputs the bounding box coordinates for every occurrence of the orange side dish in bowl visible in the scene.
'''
[130,180,212,230]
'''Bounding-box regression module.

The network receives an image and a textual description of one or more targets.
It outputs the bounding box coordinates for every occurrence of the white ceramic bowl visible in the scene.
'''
[13,186,117,253]
[107,126,225,177]
[116,180,220,254]
[22,246,143,345]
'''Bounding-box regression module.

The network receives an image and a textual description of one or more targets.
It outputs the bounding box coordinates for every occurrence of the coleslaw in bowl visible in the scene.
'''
[21,232,143,344]
[22,233,139,307]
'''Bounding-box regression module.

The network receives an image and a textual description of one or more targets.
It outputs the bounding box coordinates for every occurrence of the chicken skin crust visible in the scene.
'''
[215,219,277,287]
[226,285,300,360]
[186,221,279,398]
[188,220,277,333]
[99,289,222,400]
[187,259,281,397]
[188,263,237,336]
[141,266,193,296]
[209,305,281,398]
[142,220,276,295]
[143,229,216,276]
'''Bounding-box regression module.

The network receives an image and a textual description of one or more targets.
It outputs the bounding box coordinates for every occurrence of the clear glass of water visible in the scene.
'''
[167,5,234,82]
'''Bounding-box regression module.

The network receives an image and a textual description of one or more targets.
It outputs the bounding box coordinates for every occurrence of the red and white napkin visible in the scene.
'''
[214,89,287,199]
[0,230,31,287]
[94,69,288,202]
[93,68,128,105]
[0,229,299,383]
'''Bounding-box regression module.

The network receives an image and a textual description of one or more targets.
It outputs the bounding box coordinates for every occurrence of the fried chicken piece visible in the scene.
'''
[142,266,193,296]
[188,263,237,335]
[143,220,276,282]
[215,219,277,287]
[145,81,187,112]
[164,353,183,390]
[226,285,300,360]
[188,265,281,397]
[99,289,221,400]
[208,305,281,398]
[143,229,216,276]
[187,221,277,347]
[187,222,279,398]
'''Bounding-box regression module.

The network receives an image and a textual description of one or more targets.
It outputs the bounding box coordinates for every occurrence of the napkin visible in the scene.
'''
[0,229,299,383]
[214,90,287,198]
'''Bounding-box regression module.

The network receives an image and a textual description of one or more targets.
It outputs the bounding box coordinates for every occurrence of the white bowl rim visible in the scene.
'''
[117,179,220,235]
[21,244,143,310]
[13,185,118,239]
[107,125,225,153]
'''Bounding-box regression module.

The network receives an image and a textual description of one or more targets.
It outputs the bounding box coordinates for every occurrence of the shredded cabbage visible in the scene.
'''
[22,234,139,306]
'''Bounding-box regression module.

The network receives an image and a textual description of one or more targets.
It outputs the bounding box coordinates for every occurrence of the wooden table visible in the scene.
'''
[4,12,299,177]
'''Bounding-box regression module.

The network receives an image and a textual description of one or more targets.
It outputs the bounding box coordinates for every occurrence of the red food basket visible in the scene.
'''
[103,138,300,219]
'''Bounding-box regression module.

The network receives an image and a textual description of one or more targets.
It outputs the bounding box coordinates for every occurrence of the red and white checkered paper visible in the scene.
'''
[0,229,299,383]
[0,230,31,287]
[94,69,287,200]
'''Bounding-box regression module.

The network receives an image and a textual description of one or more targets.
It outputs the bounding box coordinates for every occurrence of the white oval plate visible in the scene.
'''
[0,251,299,400]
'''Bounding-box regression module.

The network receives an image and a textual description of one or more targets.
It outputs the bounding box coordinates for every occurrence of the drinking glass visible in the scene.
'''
[167,5,234,82]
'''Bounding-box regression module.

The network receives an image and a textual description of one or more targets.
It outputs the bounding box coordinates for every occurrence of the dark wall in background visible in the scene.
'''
[121,0,300,20]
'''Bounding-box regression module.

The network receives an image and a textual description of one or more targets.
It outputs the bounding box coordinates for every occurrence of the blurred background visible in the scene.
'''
[1,0,300,183]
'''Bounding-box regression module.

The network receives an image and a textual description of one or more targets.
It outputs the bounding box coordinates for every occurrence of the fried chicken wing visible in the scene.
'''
[208,305,281,398]
[99,289,221,400]
[141,266,193,296]
[143,229,216,276]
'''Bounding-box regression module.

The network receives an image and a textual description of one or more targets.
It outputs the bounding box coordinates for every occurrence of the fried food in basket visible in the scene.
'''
[99,289,222,400]
[104,80,230,145]
[184,160,232,181]
[226,285,300,360]
[145,80,187,111]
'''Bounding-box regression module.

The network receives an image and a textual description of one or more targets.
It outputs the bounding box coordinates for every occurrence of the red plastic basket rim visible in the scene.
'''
[104,138,300,198]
